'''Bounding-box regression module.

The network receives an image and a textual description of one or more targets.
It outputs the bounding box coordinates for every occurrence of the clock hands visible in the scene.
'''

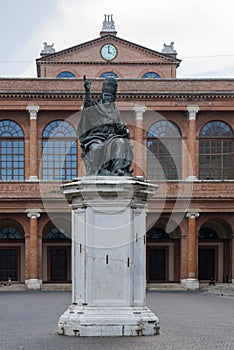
[101,44,116,60]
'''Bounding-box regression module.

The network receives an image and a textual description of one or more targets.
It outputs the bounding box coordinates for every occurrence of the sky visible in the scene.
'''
[0,0,234,79]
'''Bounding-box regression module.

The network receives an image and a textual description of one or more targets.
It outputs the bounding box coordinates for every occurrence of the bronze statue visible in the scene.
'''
[77,76,133,176]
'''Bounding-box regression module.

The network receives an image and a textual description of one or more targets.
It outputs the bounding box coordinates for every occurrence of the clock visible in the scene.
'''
[101,44,117,60]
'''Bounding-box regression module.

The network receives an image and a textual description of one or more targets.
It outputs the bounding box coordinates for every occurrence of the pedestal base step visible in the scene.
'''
[26,279,41,290]
[181,278,199,290]
[58,305,160,336]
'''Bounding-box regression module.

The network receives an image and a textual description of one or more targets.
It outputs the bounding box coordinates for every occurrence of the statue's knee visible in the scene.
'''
[116,138,125,147]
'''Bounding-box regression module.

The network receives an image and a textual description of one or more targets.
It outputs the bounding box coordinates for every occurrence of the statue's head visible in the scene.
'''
[101,77,117,104]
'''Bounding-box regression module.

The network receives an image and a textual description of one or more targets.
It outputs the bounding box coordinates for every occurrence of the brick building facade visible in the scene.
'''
[0,16,234,288]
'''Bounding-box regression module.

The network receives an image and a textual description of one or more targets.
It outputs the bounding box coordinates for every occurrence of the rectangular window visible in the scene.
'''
[199,140,233,180]
[42,139,77,180]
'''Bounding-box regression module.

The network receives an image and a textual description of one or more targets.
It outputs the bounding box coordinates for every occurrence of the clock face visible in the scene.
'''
[101,44,117,60]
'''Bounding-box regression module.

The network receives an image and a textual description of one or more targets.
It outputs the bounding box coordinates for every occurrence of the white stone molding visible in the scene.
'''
[186,212,200,219]
[27,105,40,119]
[187,105,199,120]
[185,175,198,182]
[26,279,42,290]
[134,105,147,121]
[26,210,41,219]
[181,278,199,291]
[27,176,39,182]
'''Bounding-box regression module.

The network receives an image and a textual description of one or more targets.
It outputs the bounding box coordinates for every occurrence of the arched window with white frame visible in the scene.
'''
[199,121,234,180]
[42,120,77,180]
[147,120,181,180]
[0,120,24,180]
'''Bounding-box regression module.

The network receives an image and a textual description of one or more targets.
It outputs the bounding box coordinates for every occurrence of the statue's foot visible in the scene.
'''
[126,169,134,176]
[112,169,133,176]
[98,169,112,176]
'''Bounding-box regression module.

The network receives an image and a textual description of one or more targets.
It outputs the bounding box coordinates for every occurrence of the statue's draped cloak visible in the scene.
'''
[78,101,133,175]
[78,102,121,138]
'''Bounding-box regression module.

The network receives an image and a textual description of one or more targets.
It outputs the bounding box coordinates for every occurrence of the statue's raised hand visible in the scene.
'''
[83,75,92,93]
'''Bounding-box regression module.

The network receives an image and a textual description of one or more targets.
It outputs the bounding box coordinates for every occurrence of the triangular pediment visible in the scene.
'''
[36,35,180,65]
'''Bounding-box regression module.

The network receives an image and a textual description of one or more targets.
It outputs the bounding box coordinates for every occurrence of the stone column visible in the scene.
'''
[26,210,41,289]
[187,106,199,180]
[133,105,146,177]
[183,212,199,290]
[27,105,39,181]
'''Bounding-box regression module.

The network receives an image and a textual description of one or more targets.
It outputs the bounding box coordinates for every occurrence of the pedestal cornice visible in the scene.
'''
[61,176,158,209]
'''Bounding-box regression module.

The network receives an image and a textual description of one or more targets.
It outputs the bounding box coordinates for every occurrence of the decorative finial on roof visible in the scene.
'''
[161,42,177,56]
[40,42,56,56]
[100,14,117,37]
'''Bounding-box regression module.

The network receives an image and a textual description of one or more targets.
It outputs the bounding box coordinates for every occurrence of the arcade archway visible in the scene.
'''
[198,219,232,282]
[42,219,71,282]
[0,219,25,282]
[146,219,181,283]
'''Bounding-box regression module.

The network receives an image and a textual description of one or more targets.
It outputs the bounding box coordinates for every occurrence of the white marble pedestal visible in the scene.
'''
[58,176,159,336]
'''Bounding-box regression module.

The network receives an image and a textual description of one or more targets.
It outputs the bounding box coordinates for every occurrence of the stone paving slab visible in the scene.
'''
[0,291,234,350]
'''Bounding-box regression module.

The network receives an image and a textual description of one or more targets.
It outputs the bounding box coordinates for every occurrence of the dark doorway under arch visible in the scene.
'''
[0,219,24,282]
[198,219,232,282]
[42,220,71,283]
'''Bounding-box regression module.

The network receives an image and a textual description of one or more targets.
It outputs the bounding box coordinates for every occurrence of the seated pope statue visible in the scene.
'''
[77,76,133,176]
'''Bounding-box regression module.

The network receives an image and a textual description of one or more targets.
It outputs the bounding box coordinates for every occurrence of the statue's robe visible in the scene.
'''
[77,101,133,175]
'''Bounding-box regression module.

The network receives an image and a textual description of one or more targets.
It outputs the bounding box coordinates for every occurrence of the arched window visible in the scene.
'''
[0,120,24,180]
[147,227,169,240]
[199,121,234,180]
[99,72,118,78]
[0,227,22,239]
[199,227,219,239]
[44,225,69,240]
[147,120,181,180]
[42,120,77,180]
[141,72,160,79]
[0,219,24,239]
[56,71,76,78]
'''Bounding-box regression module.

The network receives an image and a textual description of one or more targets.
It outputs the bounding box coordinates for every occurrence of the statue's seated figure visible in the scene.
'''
[77,77,133,176]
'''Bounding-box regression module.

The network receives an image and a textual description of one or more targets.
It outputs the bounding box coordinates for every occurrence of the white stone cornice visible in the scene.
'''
[133,105,147,121]
[27,105,40,119]
[187,106,199,121]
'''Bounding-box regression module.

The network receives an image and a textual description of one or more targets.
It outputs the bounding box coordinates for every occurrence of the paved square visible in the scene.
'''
[0,291,234,349]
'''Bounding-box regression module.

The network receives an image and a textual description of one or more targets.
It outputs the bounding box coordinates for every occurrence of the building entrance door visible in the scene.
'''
[0,248,18,281]
[148,247,168,282]
[49,248,68,282]
[198,248,216,280]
